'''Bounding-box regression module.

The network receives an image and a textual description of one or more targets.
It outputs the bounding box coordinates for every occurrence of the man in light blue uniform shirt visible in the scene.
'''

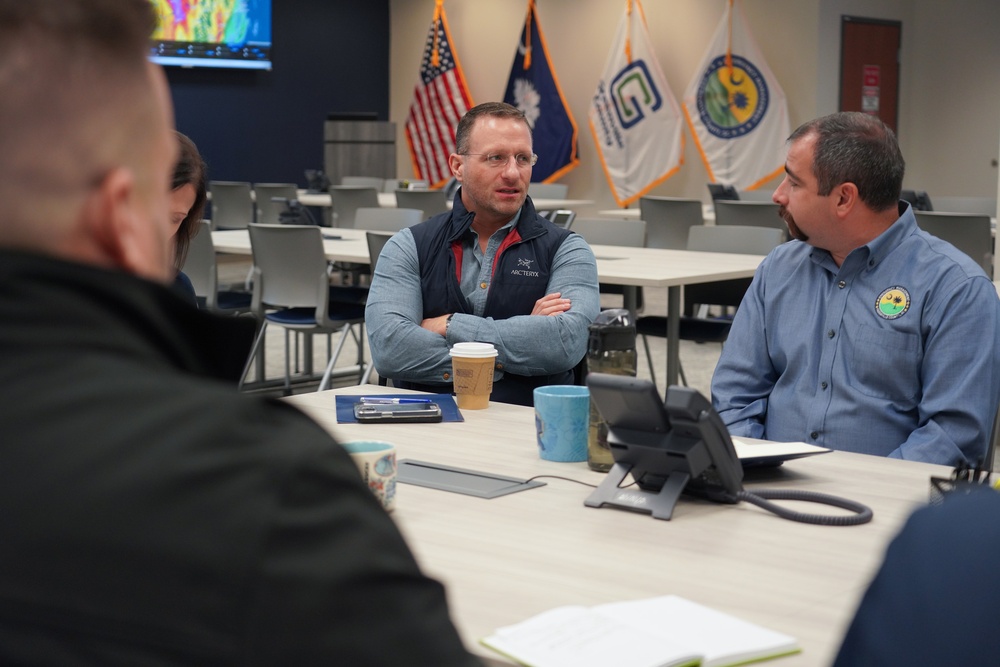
[711,112,1000,465]
[366,103,599,406]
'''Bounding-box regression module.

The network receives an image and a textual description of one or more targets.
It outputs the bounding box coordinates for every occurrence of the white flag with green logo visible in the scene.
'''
[683,0,789,191]
[589,0,684,208]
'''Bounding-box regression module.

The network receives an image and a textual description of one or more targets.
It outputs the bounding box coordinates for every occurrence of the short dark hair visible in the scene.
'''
[455,102,532,155]
[0,0,155,66]
[0,0,159,230]
[172,132,207,268]
[789,112,905,212]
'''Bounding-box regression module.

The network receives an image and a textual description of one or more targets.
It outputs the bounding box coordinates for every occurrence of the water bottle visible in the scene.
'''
[586,309,637,471]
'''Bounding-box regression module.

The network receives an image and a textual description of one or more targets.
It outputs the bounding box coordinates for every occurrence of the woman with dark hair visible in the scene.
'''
[169,131,207,304]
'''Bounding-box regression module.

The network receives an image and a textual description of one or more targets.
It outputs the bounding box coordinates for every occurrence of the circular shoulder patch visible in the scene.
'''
[875,286,910,320]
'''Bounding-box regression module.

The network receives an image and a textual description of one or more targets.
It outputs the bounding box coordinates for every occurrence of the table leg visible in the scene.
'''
[623,285,639,316]
[666,285,680,386]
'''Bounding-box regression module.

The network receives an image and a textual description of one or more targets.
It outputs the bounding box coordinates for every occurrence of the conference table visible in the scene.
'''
[598,204,716,222]
[297,190,594,212]
[284,384,949,666]
[211,229,764,386]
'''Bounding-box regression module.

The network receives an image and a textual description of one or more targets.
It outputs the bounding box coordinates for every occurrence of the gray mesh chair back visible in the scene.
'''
[248,225,329,309]
[181,220,252,313]
[714,200,786,239]
[570,218,646,248]
[915,211,993,277]
[572,218,647,313]
[341,176,385,190]
[366,231,394,272]
[330,186,380,228]
[529,182,569,199]
[687,224,784,256]
[182,221,215,302]
[930,196,997,216]
[683,225,782,316]
[240,224,366,393]
[208,181,253,230]
[253,183,298,225]
[636,224,782,385]
[354,207,423,233]
[394,189,449,219]
[737,188,776,202]
[639,196,704,249]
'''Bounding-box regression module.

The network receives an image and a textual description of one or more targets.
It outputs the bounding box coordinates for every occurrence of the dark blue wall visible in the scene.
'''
[165,0,389,188]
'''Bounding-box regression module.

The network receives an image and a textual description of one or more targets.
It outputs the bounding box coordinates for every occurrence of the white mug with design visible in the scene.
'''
[342,440,397,512]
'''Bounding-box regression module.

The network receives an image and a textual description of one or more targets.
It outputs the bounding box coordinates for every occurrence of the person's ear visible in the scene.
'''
[83,166,168,281]
[449,153,464,181]
[834,182,859,218]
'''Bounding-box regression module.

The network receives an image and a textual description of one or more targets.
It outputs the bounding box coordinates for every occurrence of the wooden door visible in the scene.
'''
[840,17,901,133]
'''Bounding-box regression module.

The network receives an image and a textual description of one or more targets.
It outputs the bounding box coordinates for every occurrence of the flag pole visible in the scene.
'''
[725,0,734,79]
[523,0,533,69]
[625,0,633,64]
[431,0,443,68]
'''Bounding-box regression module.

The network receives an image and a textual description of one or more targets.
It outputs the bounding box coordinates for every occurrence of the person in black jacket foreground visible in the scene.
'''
[0,2,479,664]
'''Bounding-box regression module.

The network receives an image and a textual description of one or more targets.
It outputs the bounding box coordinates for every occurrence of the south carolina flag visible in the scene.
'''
[589,0,684,208]
[502,0,579,183]
[683,0,789,190]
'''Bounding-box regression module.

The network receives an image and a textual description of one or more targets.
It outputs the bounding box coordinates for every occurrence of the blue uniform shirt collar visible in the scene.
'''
[809,200,916,274]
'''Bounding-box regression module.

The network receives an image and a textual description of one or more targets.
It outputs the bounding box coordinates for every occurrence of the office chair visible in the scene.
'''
[329,185,380,228]
[340,176,385,190]
[239,224,367,395]
[354,207,423,233]
[572,218,647,313]
[528,182,569,199]
[713,201,787,239]
[736,188,776,203]
[359,230,396,386]
[181,221,253,313]
[915,211,993,277]
[639,196,704,250]
[253,183,298,225]
[208,181,254,230]
[394,189,449,219]
[930,196,997,216]
[636,225,784,386]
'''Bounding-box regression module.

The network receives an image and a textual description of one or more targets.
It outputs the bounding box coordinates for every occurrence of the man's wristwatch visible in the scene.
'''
[444,313,454,337]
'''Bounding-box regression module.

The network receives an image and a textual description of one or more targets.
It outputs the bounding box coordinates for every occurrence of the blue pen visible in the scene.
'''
[359,397,433,405]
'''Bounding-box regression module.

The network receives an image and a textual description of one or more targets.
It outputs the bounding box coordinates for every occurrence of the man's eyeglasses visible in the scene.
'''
[460,152,538,168]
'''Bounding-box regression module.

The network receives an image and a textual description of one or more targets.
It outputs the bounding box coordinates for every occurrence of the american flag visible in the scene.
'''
[405,0,473,188]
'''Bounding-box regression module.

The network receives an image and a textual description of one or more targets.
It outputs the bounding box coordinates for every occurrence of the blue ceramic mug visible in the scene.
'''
[533,385,590,462]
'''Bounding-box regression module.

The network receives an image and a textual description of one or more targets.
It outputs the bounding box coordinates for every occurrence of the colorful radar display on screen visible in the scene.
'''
[150,0,272,70]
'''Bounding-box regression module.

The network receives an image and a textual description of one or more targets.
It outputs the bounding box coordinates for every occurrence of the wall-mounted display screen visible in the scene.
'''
[150,0,272,70]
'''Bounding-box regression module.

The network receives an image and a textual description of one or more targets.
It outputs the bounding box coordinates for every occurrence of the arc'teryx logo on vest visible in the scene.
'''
[511,257,539,277]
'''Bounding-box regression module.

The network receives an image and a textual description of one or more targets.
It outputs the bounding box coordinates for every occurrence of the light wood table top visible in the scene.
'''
[212,228,372,264]
[210,230,763,387]
[598,204,716,223]
[591,245,763,288]
[285,385,946,667]
[296,190,593,211]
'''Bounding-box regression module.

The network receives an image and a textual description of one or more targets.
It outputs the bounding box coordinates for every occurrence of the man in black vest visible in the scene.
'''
[366,102,600,406]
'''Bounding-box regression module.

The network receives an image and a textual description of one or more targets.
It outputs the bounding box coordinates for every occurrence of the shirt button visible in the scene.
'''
[821,381,828,390]
[442,372,450,380]
[838,280,846,289]
[480,282,488,289]
[810,431,819,439]
[827,329,835,339]
[495,362,503,370]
